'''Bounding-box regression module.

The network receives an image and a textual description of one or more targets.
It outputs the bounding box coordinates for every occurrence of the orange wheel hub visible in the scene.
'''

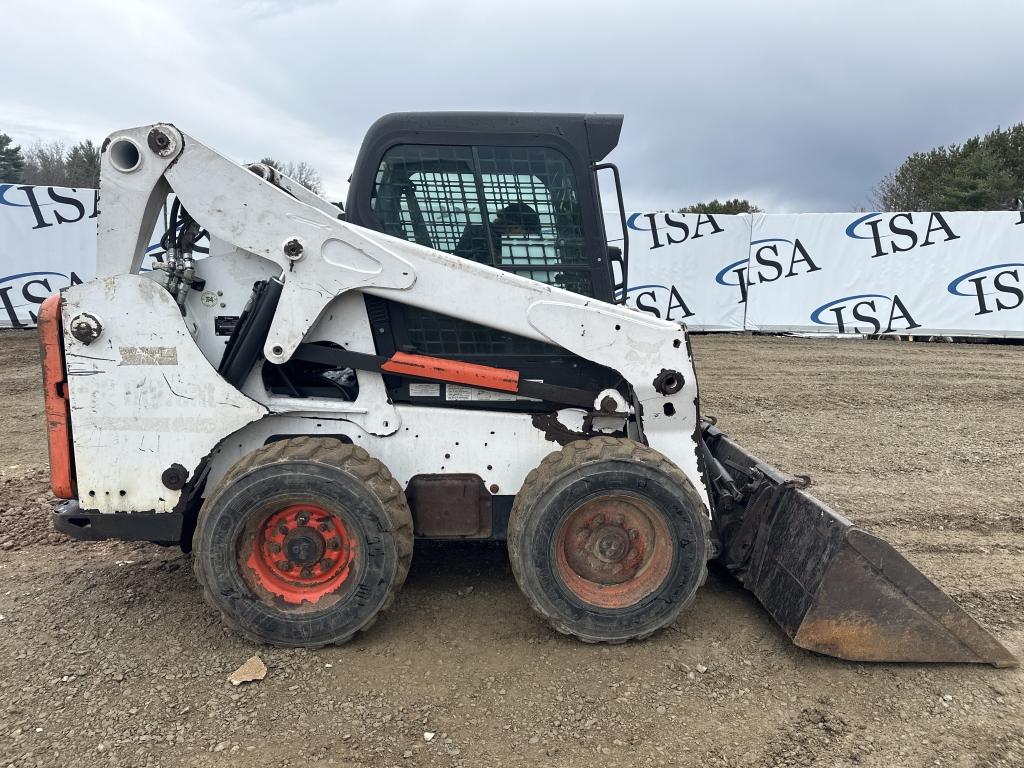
[242,504,357,605]
[554,495,672,609]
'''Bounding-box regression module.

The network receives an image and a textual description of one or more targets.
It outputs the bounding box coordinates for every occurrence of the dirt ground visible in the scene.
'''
[0,329,1021,768]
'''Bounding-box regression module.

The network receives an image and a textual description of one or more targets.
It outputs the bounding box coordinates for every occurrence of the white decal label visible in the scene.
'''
[445,382,540,402]
[119,346,178,366]
[409,382,441,397]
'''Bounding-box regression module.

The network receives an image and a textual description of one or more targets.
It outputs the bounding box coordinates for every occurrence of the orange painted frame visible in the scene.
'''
[380,351,519,393]
[37,294,76,499]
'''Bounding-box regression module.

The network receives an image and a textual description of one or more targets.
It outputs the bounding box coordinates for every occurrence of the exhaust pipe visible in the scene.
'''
[702,422,1018,668]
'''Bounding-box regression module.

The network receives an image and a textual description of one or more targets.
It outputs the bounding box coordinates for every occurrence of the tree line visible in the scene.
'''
[5,123,1021,212]
[0,130,324,194]
[676,122,1024,214]
[0,133,102,188]
[871,123,1024,212]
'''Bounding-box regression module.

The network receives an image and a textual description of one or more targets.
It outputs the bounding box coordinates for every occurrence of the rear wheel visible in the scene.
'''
[193,437,413,647]
[508,437,710,643]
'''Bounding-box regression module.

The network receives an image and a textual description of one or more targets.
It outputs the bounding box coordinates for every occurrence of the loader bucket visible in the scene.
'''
[701,423,1018,668]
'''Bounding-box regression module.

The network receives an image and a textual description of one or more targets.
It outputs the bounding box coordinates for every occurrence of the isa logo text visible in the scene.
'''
[716,237,820,304]
[621,283,695,321]
[810,293,921,334]
[627,212,725,250]
[846,212,959,258]
[0,184,97,229]
[947,263,1024,316]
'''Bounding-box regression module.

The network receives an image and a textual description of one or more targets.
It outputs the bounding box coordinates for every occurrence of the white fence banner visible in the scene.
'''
[4,183,1024,336]
[616,212,750,331]
[0,184,171,328]
[0,184,98,328]
[743,211,1024,337]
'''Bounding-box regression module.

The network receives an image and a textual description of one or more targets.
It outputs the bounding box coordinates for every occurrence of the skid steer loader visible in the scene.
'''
[38,114,1016,666]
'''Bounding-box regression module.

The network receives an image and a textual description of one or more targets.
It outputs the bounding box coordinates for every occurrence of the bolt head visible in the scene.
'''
[320,559,332,570]
[278,560,293,571]
[69,313,102,345]
[283,238,304,260]
[146,127,177,157]
[300,567,314,578]
[329,538,341,550]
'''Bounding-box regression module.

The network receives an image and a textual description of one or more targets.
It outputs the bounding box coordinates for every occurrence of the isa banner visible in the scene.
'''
[615,211,751,331]
[0,184,98,328]
[1,185,171,328]
[743,211,1024,337]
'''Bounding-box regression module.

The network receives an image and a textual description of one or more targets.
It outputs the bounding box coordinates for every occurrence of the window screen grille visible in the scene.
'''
[372,144,593,356]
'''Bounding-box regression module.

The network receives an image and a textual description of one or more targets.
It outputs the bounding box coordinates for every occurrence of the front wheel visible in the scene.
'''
[193,437,413,647]
[507,437,710,643]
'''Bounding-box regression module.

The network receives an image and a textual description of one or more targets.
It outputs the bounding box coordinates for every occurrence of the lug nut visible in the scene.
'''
[269,542,282,553]
[320,559,333,570]
[318,522,330,532]
[329,538,341,550]
[277,524,288,536]
[300,567,314,578]
[628,528,639,541]
[297,513,309,525]
[278,560,292,571]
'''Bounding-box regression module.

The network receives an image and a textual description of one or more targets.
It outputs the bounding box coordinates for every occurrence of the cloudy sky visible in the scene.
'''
[3,0,1021,211]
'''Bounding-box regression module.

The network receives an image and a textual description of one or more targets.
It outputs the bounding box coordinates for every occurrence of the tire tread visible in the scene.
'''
[507,437,710,643]
[193,437,413,647]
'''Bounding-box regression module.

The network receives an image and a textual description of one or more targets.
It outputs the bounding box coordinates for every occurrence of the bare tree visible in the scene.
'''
[259,156,324,195]
[21,141,68,186]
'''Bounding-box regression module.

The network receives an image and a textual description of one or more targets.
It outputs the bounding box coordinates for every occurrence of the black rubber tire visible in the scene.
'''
[193,437,413,647]
[507,437,710,643]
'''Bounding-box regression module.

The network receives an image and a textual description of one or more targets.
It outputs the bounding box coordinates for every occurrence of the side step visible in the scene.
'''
[701,422,1018,668]
[54,500,183,544]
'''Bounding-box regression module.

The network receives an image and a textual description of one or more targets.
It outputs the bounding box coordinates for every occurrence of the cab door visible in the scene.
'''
[345,113,625,409]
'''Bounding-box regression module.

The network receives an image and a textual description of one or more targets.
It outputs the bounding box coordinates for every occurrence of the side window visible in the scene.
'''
[372,145,480,250]
[372,144,591,296]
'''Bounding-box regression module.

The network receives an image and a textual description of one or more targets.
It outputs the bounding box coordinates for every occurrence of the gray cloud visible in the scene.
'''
[4,0,1021,211]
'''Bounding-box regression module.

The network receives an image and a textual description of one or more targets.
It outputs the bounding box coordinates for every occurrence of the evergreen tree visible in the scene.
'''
[0,132,25,183]
[678,198,762,214]
[65,139,101,188]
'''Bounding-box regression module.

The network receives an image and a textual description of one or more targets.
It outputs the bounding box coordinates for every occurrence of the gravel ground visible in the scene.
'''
[0,329,1021,767]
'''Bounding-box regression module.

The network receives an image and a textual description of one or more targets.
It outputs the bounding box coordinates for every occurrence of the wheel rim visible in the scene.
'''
[553,494,673,609]
[241,503,358,606]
